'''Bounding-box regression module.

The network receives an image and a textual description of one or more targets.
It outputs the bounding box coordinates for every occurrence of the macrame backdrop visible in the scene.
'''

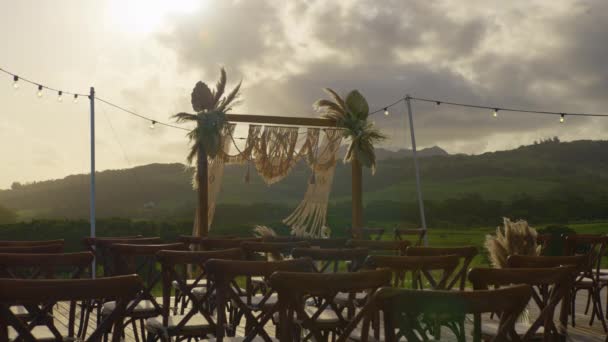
[201,124,342,238]
[284,129,342,237]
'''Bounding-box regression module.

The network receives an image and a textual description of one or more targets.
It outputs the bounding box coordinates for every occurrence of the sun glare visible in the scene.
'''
[109,0,202,34]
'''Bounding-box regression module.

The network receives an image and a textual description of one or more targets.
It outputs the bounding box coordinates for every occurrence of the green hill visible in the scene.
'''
[1,139,608,229]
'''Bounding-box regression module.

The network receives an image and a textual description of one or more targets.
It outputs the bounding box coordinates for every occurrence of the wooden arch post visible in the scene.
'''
[196,113,345,237]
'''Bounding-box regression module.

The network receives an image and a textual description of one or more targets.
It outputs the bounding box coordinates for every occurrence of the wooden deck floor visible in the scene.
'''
[51,289,608,341]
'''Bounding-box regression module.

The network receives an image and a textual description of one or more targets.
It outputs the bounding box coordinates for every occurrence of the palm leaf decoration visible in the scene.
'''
[173,67,242,162]
[314,88,386,173]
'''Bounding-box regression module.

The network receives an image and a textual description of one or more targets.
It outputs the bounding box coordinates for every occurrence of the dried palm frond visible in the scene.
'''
[252,225,277,238]
[485,217,541,268]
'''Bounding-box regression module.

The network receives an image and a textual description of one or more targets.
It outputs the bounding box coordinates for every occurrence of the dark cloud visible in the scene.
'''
[155,0,608,154]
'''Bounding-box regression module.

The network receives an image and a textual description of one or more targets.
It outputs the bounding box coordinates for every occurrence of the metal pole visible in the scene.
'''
[405,95,428,245]
[89,87,96,278]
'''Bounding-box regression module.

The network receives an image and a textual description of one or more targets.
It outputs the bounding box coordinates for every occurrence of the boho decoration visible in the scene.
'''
[485,217,541,268]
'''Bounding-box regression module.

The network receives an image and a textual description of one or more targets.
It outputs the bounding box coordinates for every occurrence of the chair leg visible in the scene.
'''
[173,289,180,315]
[585,290,592,315]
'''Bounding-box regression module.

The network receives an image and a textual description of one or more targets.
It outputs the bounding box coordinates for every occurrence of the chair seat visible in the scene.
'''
[8,325,68,341]
[10,305,29,317]
[172,278,207,289]
[239,294,278,308]
[102,299,158,315]
[334,291,368,306]
[192,286,208,298]
[146,314,211,335]
[303,306,340,324]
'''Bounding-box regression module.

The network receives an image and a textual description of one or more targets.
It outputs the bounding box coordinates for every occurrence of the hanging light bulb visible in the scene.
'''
[150,120,156,129]
[12,75,19,89]
[57,91,63,102]
[37,85,43,98]
[383,108,389,116]
[436,101,441,106]
[493,108,498,118]
[73,94,78,103]
[560,114,565,123]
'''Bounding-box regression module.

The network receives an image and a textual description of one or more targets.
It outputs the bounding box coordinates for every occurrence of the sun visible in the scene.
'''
[108,0,203,34]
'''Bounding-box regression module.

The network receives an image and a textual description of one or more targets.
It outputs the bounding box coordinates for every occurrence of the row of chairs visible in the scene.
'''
[0,235,596,341]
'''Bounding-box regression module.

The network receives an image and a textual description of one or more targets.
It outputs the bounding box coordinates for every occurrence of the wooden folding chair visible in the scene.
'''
[206,258,313,340]
[306,238,349,249]
[145,248,244,341]
[563,234,608,331]
[469,266,578,341]
[0,275,141,342]
[371,285,532,342]
[292,247,368,273]
[393,228,427,246]
[102,243,185,342]
[346,228,385,240]
[405,246,478,291]
[271,269,391,342]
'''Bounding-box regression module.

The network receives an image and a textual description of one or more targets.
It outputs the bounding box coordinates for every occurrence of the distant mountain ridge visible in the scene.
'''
[1,139,607,220]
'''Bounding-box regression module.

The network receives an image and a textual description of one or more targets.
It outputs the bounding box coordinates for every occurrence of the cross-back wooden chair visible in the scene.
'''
[0,275,141,342]
[271,269,391,342]
[83,236,161,277]
[364,255,461,340]
[196,238,261,251]
[0,239,64,247]
[346,228,385,240]
[206,258,313,341]
[371,285,532,342]
[506,254,588,335]
[563,234,608,331]
[405,246,478,291]
[345,240,409,256]
[0,244,64,254]
[393,228,427,246]
[0,252,94,333]
[292,247,369,273]
[145,248,244,341]
[103,243,185,341]
[241,241,311,261]
[469,266,578,341]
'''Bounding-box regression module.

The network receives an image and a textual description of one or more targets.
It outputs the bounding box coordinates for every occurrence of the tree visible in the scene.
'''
[314,89,385,237]
[0,205,17,224]
[173,68,241,237]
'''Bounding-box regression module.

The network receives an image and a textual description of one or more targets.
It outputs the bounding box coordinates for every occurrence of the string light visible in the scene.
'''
[37,85,43,98]
[383,108,389,116]
[149,120,156,129]
[12,75,19,89]
[57,91,63,102]
[493,108,498,118]
[436,101,441,106]
[560,114,565,123]
[73,94,78,103]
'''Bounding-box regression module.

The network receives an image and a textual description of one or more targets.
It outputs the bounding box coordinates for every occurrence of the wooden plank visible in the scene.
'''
[226,113,340,127]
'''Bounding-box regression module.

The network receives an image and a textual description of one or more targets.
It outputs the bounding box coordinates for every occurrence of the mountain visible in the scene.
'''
[339,145,449,161]
[1,139,608,221]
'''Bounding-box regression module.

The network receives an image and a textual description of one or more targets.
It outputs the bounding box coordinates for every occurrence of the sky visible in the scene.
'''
[0,0,607,189]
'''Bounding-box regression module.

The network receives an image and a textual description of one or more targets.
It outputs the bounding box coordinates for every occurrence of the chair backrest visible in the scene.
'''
[205,258,313,341]
[177,235,239,244]
[0,239,64,247]
[393,228,426,246]
[364,255,459,289]
[110,243,185,316]
[0,252,93,279]
[241,241,311,261]
[346,227,385,240]
[83,236,162,277]
[0,275,141,342]
[405,246,478,290]
[156,248,244,336]
[372,285,532,342]
[506,254,587,269]
[307,238,348,249]
[346,239,409,256]
[468,266,577,341]
[194,237,260,251]
[292,247,369,272]
[271,269,391,342]
[563,234,607,276]
[261,236,305,243]
[0,244,64,254]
